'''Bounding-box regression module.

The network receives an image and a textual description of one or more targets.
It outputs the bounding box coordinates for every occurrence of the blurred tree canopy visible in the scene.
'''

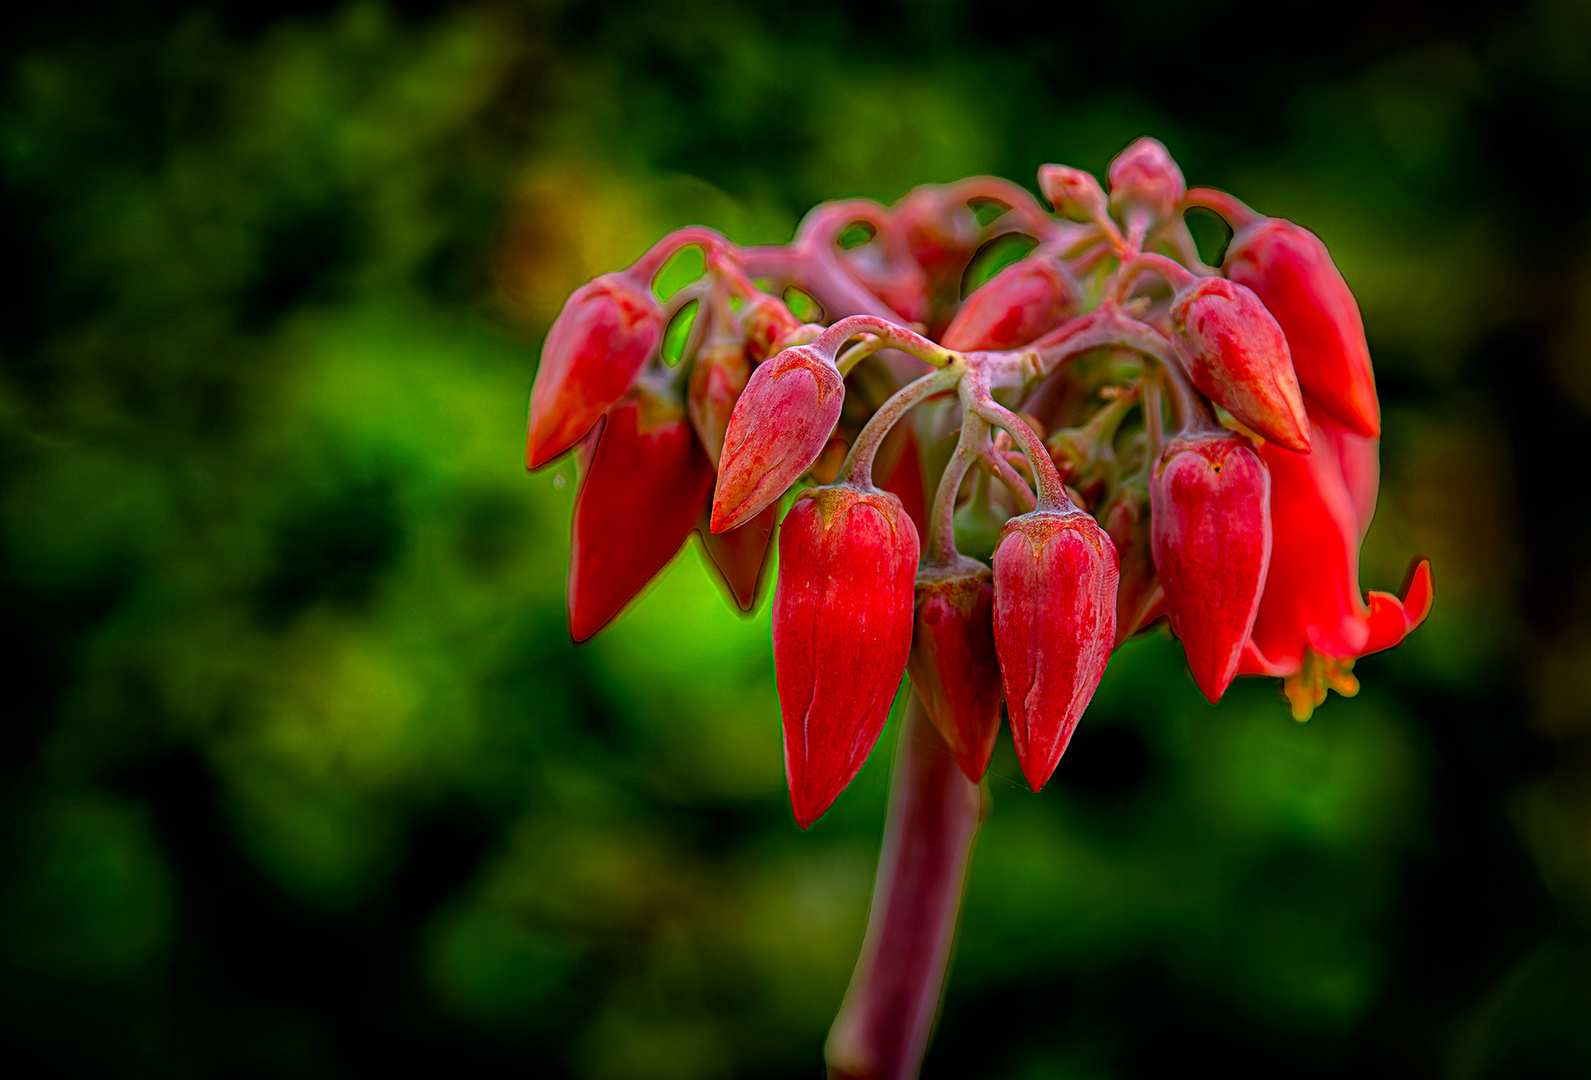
[2,1,1591,1076]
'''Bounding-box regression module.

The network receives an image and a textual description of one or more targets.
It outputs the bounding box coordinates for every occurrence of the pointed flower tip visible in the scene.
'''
[992,511,1119,795]
[1364,558,1435,654]
[713,346,844,533]
[1172,277,1311,453]
[774,486,919,838]
[527,275,664,467]
[1404,558,1434,625]
[908,564,1001,784]
[1223,218,1382,442]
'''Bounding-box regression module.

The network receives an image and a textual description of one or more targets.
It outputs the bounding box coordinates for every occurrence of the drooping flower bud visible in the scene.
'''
[1038,164,1109,224]
[1170,277,1311,453]
[1107,137,1186,225]
[567,386,716,642]
[991,509,1119,791]
[1099,478,1163,646]
[527,272,664,469]
[687,341,752,467]
[742,294,805,362]
[876,425,930,549]
[711,345,845,533]
[941,257,1079,352]
[1150,433,1272,702]
[907,559,1003,783]
[697,500,778,613]
[845,250,933,326]
[894,186,981,301]
[1224,218,1381,437]
[774,486,920,827]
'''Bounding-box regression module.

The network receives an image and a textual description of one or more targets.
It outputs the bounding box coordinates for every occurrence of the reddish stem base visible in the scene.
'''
[825,693,988,1080]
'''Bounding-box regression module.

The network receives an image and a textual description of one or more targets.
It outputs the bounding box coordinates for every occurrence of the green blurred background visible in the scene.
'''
[2,1,1589,1075]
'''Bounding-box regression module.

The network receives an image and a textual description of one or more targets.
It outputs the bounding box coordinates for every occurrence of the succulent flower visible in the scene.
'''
[526,271,663,468]
[773,485,919,828]
[525,142,1431,1080]
[992,508,1119,791]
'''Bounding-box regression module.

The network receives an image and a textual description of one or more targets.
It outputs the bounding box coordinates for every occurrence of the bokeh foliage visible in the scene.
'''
[2,1,1589,1076]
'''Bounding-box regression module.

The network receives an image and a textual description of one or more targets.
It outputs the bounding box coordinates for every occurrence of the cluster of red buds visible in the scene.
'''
[524,138,1433,1077]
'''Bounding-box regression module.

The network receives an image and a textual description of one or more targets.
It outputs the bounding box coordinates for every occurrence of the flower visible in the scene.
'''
[773,485,920,827]
[991,508,1119,790]
[526,272,663,468]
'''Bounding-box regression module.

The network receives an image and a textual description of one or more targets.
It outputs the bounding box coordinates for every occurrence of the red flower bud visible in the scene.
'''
[774,486,920,827]
[895,187,981,300]
[711,345,845,533]
[876,426,930,550]
[846,254,932,326]
[1150,433,1272,702]
[1100,480,1164,646]
[567,387,716,642]
[1107,137,1185,223]
[697,500,778,613]
[907,560,1003,783]
[742,294,804,362]
[941,257,1079,352]
[991,510,1119,791]
[687,341,752,467]
[1224,219,1380,438]
[1170,277,1311,453]
[527,273,663,469]
[1038,164,1108,223]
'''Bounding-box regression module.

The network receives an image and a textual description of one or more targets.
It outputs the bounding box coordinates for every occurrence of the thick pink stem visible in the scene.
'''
[825,694,987,1080]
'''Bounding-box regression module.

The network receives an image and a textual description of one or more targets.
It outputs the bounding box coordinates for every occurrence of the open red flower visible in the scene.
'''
[1239,416,1432,717]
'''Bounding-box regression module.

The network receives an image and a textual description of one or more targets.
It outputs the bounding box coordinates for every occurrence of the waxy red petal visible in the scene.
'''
[876,426,929,550]
[1321,421,1379,542]
[1150,434,1272,702]
[697,500,778,613]
[687,341,752,467]
[1100,482,1163,646]
[774,487,920,828]
[991,510,1119,791]
[1363,559,1434,654]
[941,257,1078,352]
[712,346,844,533]
[567,394,715,642]
[743,294,804,362]
[907,563,1003,782]
[1107,137,1186,220]
[1171,277,1311,453]
[1225,219,1381,438]
[527,275,663,469]
[1248,418,1372,670]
